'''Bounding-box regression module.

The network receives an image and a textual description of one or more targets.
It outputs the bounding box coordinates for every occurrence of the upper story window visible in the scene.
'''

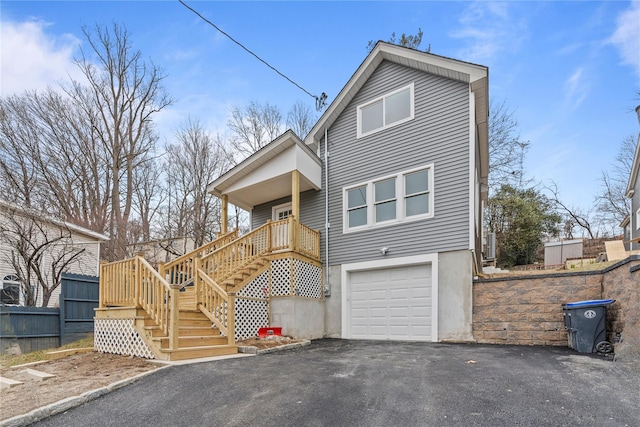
[343,164,434,233]
[357,83,414,138]
[636,207,640,230]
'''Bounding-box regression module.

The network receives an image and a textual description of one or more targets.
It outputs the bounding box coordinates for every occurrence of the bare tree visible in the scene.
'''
[67,23,173,260]
[595,135,636,231]
[545,181,598,240]
[367,28,429,52]
[0,89,112,232]
[488,99,530,193]
[286,100,316,139]
[131,157,165,243]
[227,101,282,162]
[163,119,230,246]
[0,205,87,307]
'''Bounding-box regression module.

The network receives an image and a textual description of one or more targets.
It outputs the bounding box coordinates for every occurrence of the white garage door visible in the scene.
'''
[348,264,432,341]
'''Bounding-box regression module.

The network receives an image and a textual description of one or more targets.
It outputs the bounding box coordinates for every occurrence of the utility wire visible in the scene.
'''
[179,0,327,110]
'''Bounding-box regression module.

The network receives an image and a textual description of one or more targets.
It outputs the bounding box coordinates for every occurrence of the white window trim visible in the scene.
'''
[272,202,292,221]
[636,207,640,230]
[342,164,434,233]
[356,83,415,139]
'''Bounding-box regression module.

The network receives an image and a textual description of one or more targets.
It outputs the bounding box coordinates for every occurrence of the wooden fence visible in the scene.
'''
[0,273,99,354]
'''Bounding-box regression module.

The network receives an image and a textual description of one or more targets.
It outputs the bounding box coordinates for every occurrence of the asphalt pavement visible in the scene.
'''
[32,339,639,427]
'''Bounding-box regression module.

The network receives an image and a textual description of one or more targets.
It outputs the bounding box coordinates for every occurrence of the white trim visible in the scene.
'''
[356,83,414,139]
[272,202,293,221]
[636,207,640,231]
[341,253,439,342]
[342,164,434,234]
[469,90,475,250]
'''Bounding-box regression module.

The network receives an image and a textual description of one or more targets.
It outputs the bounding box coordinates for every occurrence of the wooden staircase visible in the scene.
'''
[98,220,321,361]
[221,257,270,293]
[139,288,237,361]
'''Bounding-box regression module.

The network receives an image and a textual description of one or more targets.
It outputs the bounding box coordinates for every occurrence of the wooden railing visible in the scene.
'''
[194,258,234,345]
[201,220,276,284]
[162,230,239,288]
[100,254,177,345]
[99,219,319,349]
[298,222,321,259]
[100,257,137,307]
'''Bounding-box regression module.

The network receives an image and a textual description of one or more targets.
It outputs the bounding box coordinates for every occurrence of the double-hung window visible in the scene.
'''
[357,83,414,138]
[343,164,434,232]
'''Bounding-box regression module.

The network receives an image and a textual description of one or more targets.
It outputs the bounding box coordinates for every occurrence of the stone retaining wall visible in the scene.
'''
[473,256,640,352]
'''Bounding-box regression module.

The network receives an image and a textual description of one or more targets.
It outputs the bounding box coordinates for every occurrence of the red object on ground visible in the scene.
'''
[257,327,282,338]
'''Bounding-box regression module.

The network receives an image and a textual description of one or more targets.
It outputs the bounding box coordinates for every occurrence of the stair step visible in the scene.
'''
[179,326,219,336]
[160,345,238,361]
[155,335,229,349]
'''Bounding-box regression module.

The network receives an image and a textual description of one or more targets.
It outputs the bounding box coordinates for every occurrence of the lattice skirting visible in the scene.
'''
[235,298,268,341]
[233,256,322,340]
[293,259,323,299]
[95,318,155,359]
[268,258,323,299]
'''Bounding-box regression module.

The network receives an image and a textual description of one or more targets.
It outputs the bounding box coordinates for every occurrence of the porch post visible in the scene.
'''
[291,170,300,220]
[169,284,180,350]
[291,170,300,251]
[221,194,229,235]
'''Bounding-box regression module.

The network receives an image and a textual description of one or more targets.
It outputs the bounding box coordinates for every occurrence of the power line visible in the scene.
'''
[178,0,327,111]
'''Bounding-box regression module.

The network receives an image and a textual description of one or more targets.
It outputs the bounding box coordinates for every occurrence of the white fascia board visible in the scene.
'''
[341,253,439,342]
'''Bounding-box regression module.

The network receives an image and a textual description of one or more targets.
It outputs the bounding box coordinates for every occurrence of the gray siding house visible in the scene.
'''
[208,42,489,342]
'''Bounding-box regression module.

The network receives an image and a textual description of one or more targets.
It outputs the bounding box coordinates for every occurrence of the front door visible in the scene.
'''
[272,203,292,250]
[273,203,292,221]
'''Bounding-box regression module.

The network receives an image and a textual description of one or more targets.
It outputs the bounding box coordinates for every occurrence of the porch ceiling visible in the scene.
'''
[207,130,322,211]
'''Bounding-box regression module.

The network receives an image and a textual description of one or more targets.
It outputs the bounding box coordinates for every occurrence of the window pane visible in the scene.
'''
[405,170,429,195]
[348,207,367,228]
[385,88,411,125]
[1,285,20,305]
[374,178,395,202]
[375,200,396,222]
[361,100,383,134]
[406,193,429,216]
[347,186,367,209]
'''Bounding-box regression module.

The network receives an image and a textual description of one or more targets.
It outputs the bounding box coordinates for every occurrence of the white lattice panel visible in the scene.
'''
[94,318,155,359]
[271,258,291,296]
[234,298,269,341]
[237,270,270,299]
[293,259,323,299]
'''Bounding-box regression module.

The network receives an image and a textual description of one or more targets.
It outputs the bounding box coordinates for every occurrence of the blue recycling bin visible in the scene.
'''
[562,299,615,354]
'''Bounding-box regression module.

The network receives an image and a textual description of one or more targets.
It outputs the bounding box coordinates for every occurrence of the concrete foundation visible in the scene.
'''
[271,297,325,339]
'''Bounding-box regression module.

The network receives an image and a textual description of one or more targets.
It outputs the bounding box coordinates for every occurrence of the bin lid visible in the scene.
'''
[563,299,615,308]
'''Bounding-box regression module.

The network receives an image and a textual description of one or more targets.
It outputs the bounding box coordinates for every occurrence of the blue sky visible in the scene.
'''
[1,1,639,214]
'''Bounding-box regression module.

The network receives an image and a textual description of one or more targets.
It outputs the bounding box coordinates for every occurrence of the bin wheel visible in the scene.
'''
[596,341,613,354]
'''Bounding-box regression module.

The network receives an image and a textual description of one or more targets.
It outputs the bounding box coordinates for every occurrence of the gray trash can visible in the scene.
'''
[562,299,615,354]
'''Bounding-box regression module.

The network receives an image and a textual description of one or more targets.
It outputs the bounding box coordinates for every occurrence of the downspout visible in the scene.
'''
[324,127,331,296]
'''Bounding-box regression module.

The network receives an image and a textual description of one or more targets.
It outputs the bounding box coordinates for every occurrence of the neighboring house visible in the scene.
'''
[625,112,640,252]
[127,236,196,265]
[208,42,489,343]
[0,199,108,307]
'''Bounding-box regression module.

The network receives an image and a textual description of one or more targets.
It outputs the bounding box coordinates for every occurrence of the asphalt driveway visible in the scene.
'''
[34,339,639,426]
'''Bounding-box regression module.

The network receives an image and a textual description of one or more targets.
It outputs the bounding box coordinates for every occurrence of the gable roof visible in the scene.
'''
[207,130,322,210]
[304,41,489,182]
[0,199,109,241]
